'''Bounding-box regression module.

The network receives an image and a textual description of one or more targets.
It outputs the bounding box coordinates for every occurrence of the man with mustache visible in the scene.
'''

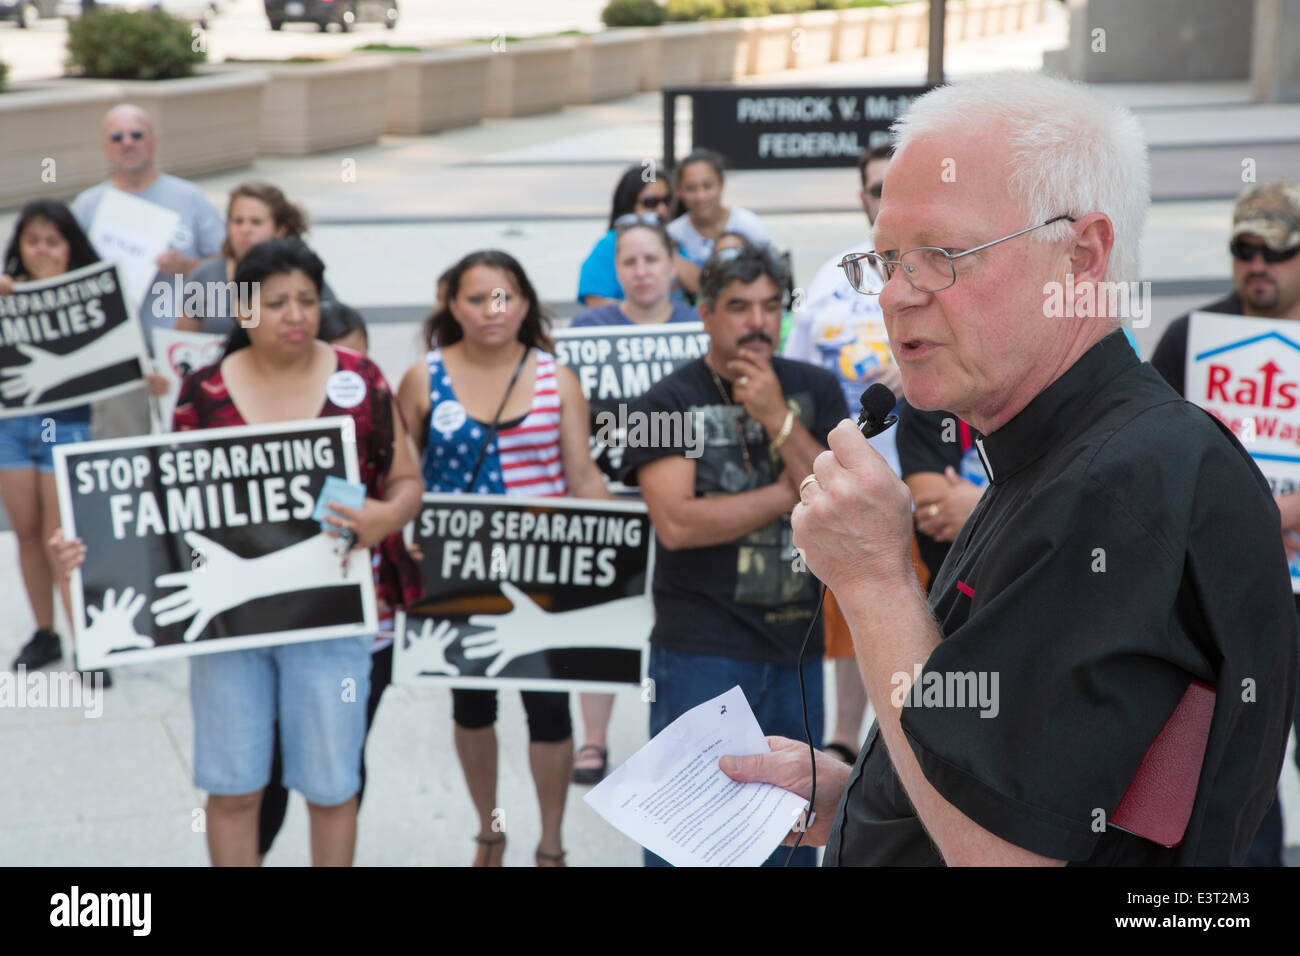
[619,243,848,867]
[1149,181,1300,866]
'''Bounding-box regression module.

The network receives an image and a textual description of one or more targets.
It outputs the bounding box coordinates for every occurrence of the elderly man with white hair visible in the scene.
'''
[721,71,1297,866]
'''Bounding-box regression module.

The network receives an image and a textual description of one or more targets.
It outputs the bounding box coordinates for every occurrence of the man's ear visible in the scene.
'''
[859,190,871,217]
[1068,212,1114,285]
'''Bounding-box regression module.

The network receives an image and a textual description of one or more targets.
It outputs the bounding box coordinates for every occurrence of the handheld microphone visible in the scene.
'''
[786,381,899,865]
[858,382,898,438]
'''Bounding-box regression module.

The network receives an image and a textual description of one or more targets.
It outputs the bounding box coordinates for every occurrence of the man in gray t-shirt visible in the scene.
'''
[71,104,225,437]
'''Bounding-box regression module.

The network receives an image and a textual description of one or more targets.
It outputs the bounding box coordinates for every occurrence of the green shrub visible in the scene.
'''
[665,0,724,19]
[66,9,205,80]
[601,0,666,26]
[720,0,771,15]
[846,0,892,7]
[0,61,8,94]
[767,0,814,11]
[813,0,848,8]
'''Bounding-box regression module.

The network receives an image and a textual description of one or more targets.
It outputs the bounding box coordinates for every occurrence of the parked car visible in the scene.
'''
[264,0,396,32]
[54,0,211,24]
[0,0,40,27]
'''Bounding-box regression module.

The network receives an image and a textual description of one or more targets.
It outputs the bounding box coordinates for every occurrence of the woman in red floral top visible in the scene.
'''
[52,239,423,867]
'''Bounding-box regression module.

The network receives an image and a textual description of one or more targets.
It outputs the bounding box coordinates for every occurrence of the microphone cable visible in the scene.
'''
[783,383,898,867]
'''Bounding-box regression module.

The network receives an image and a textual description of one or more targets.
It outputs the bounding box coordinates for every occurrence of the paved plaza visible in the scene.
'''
[1,5,1298,865]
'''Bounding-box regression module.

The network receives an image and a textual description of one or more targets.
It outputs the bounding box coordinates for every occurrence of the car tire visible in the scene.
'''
[385,9,396,29]
[19,1,38,27]
[269,18,283,29]
[338,6,353,32]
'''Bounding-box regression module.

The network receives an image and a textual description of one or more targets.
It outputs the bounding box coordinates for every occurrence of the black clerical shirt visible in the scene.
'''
[824,330,1298,866]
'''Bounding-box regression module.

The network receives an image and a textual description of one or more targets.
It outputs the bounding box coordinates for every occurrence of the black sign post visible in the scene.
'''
[663,84,932,171]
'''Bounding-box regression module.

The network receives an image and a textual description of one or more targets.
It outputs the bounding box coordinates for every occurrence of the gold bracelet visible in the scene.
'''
[770,410,795,452]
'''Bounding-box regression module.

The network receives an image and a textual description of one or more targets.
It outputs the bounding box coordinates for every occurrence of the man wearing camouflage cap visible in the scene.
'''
[1151,180,1300,866]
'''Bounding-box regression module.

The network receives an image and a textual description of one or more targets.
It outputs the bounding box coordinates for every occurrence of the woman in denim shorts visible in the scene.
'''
[51,239,423,865]
[1,201,102,679]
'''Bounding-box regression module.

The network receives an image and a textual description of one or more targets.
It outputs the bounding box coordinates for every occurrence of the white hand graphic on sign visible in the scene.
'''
[402,618,462,676]
[83,587,155,653]
[151,530,359,643]
[0,322,142,405]
[0,343,79,405]
[460,581,650,677]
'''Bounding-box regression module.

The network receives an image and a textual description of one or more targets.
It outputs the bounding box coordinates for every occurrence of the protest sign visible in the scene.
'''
[553,323,710,492]
[151,328,225,430]
[0,261,147,420]
[87,187,181,315]
[1185,311,1300,592]
[52,417,377,670]
[393,494,653,692]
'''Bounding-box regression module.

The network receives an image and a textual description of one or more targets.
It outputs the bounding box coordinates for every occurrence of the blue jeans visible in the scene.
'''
[643,644,824,868]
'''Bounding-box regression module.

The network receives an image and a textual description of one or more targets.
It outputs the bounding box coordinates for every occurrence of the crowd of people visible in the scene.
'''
[3,67,1300,867]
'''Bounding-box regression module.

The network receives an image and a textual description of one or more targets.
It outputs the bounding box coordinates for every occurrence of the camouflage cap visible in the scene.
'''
[1232,182,1300,251]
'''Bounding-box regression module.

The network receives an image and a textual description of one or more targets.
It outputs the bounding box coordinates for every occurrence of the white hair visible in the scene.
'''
[890,71,1150,286]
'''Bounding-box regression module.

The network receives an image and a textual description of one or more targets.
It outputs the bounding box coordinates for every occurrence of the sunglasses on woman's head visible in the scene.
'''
[615,212,663,230]
[1230,239,1300,264]
[109,130,146,143]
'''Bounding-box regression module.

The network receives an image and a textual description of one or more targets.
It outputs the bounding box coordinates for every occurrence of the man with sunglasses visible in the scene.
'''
[720,72,1296,867]
[71,104,224,438]
[1150,181,1300,866]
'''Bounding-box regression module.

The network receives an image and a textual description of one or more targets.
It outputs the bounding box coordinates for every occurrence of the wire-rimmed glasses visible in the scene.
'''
[839,215,1077,295]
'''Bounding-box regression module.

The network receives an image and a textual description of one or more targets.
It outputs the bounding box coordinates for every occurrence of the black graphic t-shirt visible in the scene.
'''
[620,357,848,664]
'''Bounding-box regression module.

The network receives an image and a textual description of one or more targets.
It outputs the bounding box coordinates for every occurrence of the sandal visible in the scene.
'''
[536,848,567,867]
[571,744,608,785]
[473,834,505,867]
[824,742,858,765]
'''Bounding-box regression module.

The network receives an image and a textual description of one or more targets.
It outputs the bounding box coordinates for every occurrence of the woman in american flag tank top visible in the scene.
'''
[398,250,611,867]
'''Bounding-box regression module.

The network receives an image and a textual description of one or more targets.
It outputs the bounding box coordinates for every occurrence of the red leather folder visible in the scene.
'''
[1109,680,1216,848]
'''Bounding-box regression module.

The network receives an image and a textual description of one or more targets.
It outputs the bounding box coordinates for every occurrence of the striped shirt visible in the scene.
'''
[422,347,568,498]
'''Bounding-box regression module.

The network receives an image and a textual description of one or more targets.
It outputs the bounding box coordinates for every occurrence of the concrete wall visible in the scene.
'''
[1252,0,1300,102]
[1044,0,1254,83]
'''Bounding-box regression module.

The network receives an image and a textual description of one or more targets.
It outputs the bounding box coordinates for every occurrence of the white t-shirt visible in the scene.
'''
[783,238,900,476]
[667,207,770,266]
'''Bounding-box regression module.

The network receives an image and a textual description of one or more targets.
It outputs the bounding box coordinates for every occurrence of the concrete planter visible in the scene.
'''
[118,70,267,178]
[702,19,754,83]
[641,21,709,90]
[486,37,578,118]
[791,10,839,69]
[0,80,122,210]
[0,70,266,210]
[747,13,798,75]
[208,56,393,156]
[865,6,898,55]
[965,0,995,38]
[384,47,491,135]
[570,28,647,104]
[834,7,873,61]
[944,1,966,43]
[892,2,929,50]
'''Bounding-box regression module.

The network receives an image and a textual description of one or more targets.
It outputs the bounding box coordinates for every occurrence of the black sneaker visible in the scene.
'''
[11,629,62,671]
[79,668,112,690]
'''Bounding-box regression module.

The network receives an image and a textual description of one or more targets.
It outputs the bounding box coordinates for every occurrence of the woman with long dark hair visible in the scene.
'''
[1,200,107,679]
[576,162,675,308]
[398,249,611,866]
[51,238,424,866]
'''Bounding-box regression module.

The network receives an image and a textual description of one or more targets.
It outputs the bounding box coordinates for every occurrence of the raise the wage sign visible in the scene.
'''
[1185,311,1300,592]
